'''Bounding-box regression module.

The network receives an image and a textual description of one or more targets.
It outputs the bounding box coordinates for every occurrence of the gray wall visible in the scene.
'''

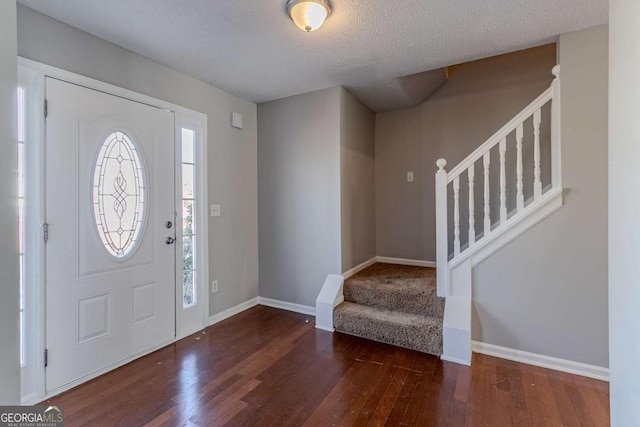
[340,89,376,272]
[473,25,609,367]
[17,6,259,317]
[609,1,640,423]
[375,44,556,261]
[0,0,20,404]
[258,87,342,307]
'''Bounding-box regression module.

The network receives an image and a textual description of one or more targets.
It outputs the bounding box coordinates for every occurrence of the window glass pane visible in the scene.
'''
[19,255,24,309]
[181,127,197,309]
[92,131,146,258]
[17,87,25,143]
[20,311,24,366]
[183,236,195,271]
[19,255,25,366]
[17,86,26,367]
[183,270,195,307]
[18,199,24,254]
[183,200,194,235]
[182,164,194,199]
[17,143,24,198]
[181,128,194,164]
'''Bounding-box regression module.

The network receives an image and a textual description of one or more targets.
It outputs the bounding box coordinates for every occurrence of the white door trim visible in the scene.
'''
[18,57,209,404]
[18,63,46,406]
[18,58,206,120]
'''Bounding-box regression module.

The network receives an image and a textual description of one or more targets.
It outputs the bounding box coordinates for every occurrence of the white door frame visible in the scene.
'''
[18,57,209,404]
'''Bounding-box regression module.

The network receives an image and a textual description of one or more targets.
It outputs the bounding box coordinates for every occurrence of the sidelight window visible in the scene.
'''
[181,128,197,308]
[17,86,25,366]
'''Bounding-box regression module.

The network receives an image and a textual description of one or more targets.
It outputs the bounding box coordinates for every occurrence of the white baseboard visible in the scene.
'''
[21,393,43,406]
[472,341,609,382]
[258,297,316,316]
[376,256,436,268]
[342,257,377,279]
[177,324,206,340]
[209,297,259,326]
[441,355,472,366]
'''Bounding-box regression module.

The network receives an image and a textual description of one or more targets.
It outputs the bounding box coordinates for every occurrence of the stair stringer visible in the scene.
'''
[442,188,563,365]
[315,274,345,332]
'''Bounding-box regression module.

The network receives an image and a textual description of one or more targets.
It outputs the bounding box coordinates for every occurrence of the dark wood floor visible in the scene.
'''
[43,306,610,426]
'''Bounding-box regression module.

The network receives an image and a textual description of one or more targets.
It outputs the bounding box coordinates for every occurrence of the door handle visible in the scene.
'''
[165,237,176,245]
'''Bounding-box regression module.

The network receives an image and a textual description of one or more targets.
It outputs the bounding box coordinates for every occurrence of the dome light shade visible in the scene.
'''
[286,0,332,32]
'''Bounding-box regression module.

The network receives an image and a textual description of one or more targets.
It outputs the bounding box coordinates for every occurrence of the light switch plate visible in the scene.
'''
[211,204,221,217]
[407,171,414,182]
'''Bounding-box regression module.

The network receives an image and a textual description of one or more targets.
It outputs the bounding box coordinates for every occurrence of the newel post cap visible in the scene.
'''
[436,158,447,171]
[552,65,560,78]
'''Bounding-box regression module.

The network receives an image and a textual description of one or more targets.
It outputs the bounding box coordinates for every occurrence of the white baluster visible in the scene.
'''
[435,159,448,297]
[533,109,542,199]
[483,152,490,236]
[453,176,460,256]
[499,138,507,224]
[516,124,524,211]
[468,164,475,247]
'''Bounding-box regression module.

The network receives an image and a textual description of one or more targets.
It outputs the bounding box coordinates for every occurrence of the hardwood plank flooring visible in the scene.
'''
[42,306,610,426]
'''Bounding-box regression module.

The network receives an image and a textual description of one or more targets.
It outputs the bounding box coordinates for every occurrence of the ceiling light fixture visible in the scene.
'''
[286,0,332,32]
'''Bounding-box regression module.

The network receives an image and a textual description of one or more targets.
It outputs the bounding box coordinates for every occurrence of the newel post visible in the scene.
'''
[435,158,448,297]
[550,65,562,190]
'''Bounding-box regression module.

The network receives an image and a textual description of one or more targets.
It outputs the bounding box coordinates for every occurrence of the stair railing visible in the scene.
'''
[435,66,561,297]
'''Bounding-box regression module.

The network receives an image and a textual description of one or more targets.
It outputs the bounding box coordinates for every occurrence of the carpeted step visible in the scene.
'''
[333,301,443,355]
[344,263,444,318]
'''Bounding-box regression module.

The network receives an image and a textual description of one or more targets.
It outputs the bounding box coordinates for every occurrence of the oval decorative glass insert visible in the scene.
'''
[92,131,146,258]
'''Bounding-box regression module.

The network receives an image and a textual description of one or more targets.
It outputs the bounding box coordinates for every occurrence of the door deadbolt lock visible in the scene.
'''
[165,221,173,229]
[165,237,176,245]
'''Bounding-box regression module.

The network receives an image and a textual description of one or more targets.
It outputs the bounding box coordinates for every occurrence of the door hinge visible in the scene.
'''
[44,349,48,368]
[44,99,48,118]
[43,222,50,243]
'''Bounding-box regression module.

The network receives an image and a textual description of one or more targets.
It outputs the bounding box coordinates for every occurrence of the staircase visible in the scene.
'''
[436,65,563,364]
[315,65,563,366]
[333,263,444,355]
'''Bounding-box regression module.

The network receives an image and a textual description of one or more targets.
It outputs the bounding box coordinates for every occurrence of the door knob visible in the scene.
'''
[165,237,176,245]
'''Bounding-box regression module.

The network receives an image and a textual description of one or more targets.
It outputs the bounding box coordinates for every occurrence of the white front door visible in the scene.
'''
[44,78,176,393]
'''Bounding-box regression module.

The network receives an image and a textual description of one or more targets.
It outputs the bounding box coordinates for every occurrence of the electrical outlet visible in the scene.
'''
[211,280,219,293]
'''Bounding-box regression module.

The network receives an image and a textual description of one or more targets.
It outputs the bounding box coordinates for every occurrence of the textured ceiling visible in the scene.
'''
[18,0,607,107]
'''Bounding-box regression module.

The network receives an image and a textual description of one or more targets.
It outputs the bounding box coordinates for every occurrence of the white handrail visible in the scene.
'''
[447,87,552,183]
[435,65,561,298]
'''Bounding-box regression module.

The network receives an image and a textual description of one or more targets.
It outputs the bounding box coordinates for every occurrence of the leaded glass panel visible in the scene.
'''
[92,131,146,258]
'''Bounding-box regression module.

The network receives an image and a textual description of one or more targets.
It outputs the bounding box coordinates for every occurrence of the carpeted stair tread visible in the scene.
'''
[334,301,442,356]
[344,263,444,318]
